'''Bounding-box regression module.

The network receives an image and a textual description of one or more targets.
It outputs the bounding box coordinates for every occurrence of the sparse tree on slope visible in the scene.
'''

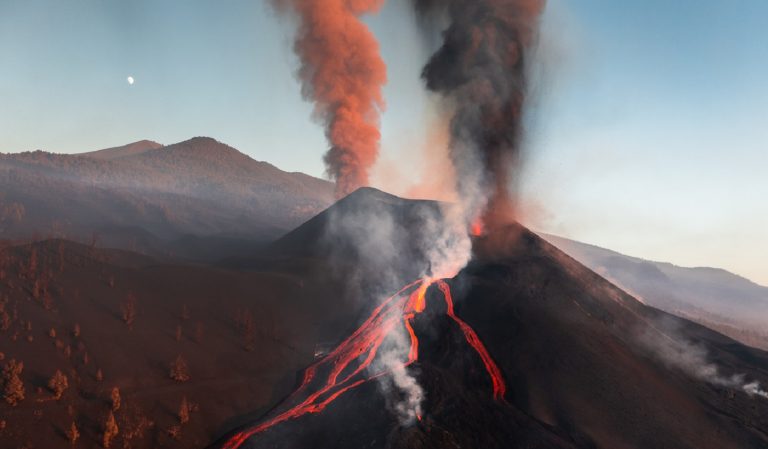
[48,369,69,400]
[102,411,119,448]
[2,359,25,406]
[110,386,121,412]
[169,355,190,382]
[178,396,190,424]
[66,421,80,445]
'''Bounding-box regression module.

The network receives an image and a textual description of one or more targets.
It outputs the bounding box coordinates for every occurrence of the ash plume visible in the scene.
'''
[272,0,387,198]
[412,0,546,227]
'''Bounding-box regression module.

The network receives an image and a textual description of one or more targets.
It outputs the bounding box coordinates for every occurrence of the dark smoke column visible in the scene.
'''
[272,0,387,198]
[414,0,545,225]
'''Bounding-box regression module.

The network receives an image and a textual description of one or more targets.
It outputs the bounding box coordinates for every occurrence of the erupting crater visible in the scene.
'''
[221,277,506,449]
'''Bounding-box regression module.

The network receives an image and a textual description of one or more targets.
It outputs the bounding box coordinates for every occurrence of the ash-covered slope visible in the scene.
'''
[0,137,333,257]
[540,233,768,350]
[212,188,768,449]
[0,238,353,449]
[268,188,453,291]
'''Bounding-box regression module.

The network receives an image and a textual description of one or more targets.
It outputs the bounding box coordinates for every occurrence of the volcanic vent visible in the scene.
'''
[210,188,768,449]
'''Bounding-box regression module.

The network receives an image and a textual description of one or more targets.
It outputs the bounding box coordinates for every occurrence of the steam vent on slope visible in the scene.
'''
[211,189,768,449]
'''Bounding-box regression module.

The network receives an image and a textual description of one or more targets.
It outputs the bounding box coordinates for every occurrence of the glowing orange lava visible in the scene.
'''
[221,278,505,449]
[470,218,485,236]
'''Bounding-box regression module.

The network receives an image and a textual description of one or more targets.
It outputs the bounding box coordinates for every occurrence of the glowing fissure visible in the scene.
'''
[222,278,505,449]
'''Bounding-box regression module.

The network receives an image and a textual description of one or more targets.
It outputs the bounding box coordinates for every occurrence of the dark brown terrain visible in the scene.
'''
[1,185,767,449]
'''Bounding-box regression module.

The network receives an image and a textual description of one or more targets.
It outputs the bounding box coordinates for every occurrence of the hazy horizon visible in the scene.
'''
[2,0,766,285]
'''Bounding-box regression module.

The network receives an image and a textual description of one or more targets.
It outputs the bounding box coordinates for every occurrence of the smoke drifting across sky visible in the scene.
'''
[413,0,546,226]
[271,0,387,198]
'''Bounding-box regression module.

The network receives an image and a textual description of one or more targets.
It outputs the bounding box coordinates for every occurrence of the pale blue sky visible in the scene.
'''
[1,0,766,284]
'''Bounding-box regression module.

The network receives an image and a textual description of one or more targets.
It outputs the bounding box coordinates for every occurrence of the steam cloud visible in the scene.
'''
[378,329,425,424]
[272,0,387,198]
[413,0,546,226]
[322,193,472,425]
[640,319,768,399]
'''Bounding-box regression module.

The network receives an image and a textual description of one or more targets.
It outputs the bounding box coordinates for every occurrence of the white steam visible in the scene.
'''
[322,191,474,425]
[640,319,768,399]
[376,328,424,425]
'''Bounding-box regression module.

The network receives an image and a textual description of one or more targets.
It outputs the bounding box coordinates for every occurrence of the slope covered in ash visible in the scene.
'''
[541,233,768,350]
[265,187,459,294]
[212,188,768,449]
[0,137,333,256]
[0,238,356,449]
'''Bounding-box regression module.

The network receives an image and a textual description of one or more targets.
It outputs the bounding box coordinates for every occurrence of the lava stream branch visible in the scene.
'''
[221,278,506,449]
[436,280,507,400]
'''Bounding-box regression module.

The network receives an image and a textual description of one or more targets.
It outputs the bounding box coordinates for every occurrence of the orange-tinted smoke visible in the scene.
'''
[274,0,387,198]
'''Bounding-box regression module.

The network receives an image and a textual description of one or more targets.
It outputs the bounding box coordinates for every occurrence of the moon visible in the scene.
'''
[127,76,135,85]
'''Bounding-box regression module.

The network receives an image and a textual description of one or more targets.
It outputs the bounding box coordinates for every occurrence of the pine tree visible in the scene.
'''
[2,359,25,406]
[48,369,69,400]
[169,355,190,382]
[102,411,119,448]
[66,421,80,445]
[110,386,121,412]
[178,396,190,424]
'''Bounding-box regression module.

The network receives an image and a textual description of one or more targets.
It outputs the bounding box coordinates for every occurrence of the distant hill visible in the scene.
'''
[0,137,334,257]
[541,233,768,349]
[76,140,164,161]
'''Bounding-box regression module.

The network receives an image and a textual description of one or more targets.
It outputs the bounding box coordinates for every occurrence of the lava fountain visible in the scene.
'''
[220,275,505,448]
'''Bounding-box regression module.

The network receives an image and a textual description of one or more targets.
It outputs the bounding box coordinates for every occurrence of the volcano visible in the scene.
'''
[211,188,768,449]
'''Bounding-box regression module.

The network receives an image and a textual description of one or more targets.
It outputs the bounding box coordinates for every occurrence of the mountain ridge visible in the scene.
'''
[77,139,164,160]
[0,137,334,252]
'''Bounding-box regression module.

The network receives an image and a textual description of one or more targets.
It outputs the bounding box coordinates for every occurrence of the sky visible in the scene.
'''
[0,0,766,285]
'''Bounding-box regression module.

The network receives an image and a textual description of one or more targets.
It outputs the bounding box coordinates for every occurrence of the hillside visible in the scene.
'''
[541,233,768,349]
[0,137,334,257]
[0,238,357,448]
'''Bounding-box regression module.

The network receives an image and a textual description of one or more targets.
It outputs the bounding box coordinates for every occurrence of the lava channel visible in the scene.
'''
[221,278,505,449]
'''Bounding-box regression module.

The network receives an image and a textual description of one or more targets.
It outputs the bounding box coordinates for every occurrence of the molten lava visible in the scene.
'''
[470,217,485,237]
[221,278,505,449]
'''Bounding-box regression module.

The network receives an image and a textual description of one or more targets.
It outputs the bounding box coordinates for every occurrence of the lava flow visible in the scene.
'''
[221,278,505,449]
